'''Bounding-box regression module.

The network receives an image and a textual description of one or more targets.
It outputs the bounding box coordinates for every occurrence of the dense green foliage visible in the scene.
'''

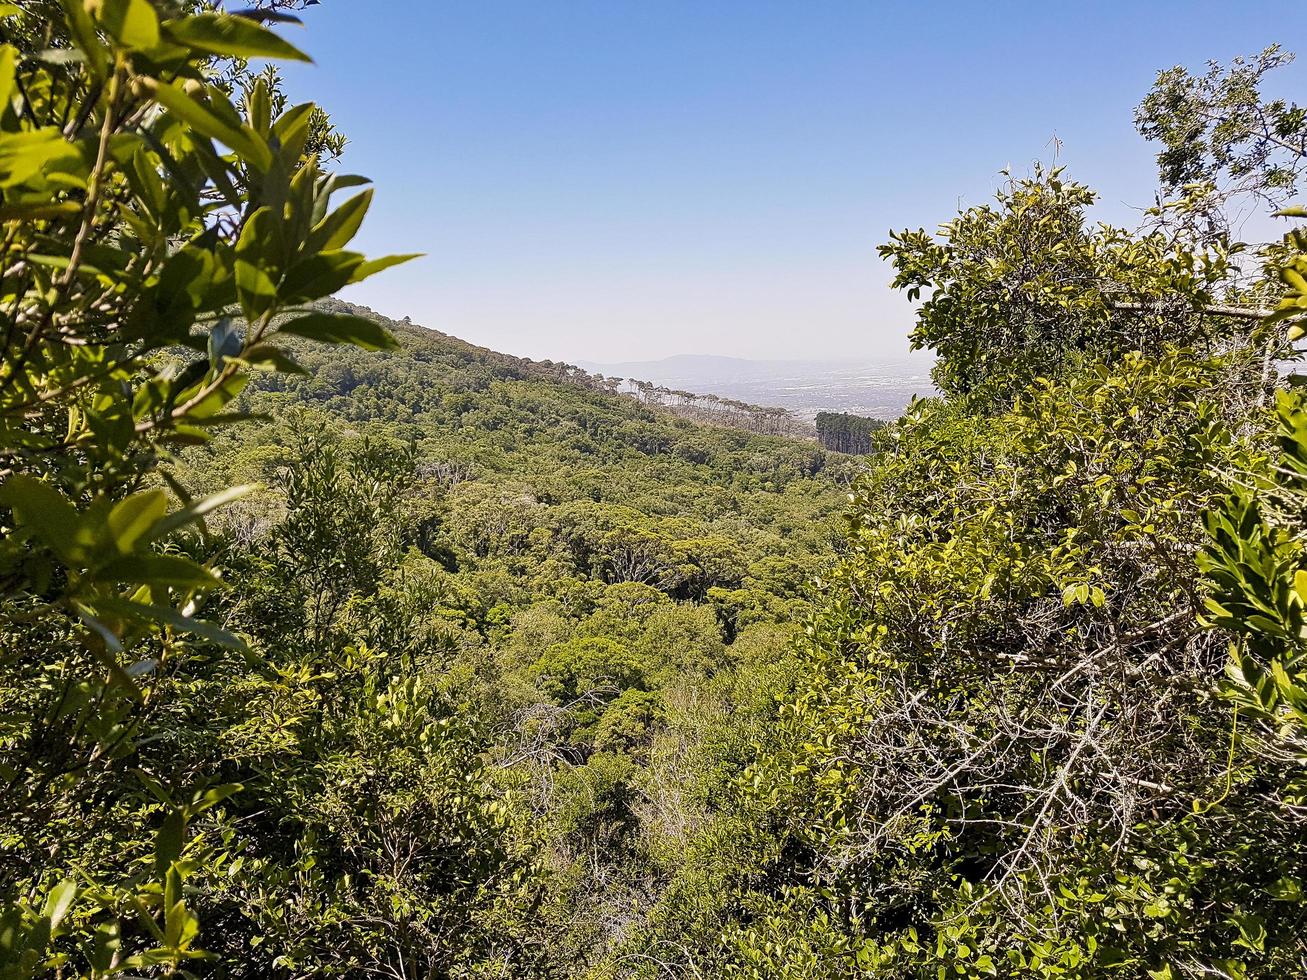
[155,303,851,975]
[0,6,847,968]
[879,165,1261,404]
[0,1,421,973]
[814,412,885,455]
[5,5,1307,978]
[619,47,1307,980]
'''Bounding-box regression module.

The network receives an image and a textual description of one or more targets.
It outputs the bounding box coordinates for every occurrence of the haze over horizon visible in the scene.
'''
[569,349,938,421]
[282,1,1303,364]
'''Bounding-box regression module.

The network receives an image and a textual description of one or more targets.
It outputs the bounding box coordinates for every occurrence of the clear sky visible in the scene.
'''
[280,1,1305,363]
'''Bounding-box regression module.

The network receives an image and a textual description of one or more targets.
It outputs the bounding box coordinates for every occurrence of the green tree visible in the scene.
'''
[1136,44,1307,238]
[655,44,1307,980]
[879,164,1264,404]
[0,1,410,972]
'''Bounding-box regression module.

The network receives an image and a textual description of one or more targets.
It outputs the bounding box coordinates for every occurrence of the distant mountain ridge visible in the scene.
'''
[308,300,816,438]
[576,350,937,421]
[323,301,933,424]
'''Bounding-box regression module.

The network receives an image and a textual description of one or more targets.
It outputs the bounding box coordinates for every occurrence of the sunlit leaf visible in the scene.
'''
[107,490,168,553]
[97,0,159,50]
[275,312,398,351]
[138,77,272,172]
[164,13,310,63]
[0,474,83,563]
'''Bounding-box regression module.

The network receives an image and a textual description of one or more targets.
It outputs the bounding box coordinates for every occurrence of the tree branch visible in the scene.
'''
[1109,300,1271,321]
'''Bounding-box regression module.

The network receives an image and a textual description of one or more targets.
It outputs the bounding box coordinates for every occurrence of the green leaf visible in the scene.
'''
[43,880,78,931]
[0,128,87,189]
[188,782,243,815]
[0,44,16,110]
[234,206,283,319]
[155,810,185,875]
[270,101,315,163]
[76,606,125,654]
[179,371,249,421]
[95,596,246,649]
[309,188,372,251]
[246,77,271,135]
[349,252,423,284]
[135,771,176,808]
[57,0,108,77]
[96,553,222,590]
[0,474,84,563]
[164,13,310,63]
[0,200,83,221]
[144,245,228,339]
[233,8,303,25]
[148,484,255,541]
[237,342,306,374]
[138,77,272,172]
[279,250,364,303]
[276,312,399,351]
[107,490,168,553]
[96,0,160,50]
[89,921,122,973]
[164,895,199,950]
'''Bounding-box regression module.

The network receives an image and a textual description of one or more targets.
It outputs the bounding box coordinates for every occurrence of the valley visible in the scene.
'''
[3,5,1307,978]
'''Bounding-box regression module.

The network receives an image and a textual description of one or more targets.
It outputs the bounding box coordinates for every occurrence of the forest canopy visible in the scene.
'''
[814,411,885,454]
[2,4,1307,979]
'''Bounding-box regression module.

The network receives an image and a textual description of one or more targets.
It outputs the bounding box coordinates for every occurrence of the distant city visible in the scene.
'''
[576,352,938,421]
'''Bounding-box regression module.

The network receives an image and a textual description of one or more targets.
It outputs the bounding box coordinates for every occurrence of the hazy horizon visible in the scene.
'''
[573,349,935,368]
[282,1,1303,364]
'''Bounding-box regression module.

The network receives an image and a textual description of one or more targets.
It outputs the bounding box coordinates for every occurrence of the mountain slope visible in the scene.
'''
[146,300,861,971]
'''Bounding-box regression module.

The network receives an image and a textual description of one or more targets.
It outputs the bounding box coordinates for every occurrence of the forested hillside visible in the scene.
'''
[121,300,853,976]
[4,3,1307,979]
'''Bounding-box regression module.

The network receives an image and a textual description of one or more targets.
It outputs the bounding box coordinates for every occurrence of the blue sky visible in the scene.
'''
[281,2,1304,362]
